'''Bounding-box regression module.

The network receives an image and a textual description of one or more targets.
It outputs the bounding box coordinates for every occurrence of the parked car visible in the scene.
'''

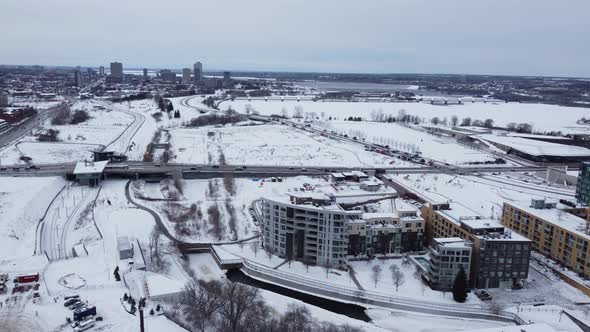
[475,290,492,301]
[64,298,79,307]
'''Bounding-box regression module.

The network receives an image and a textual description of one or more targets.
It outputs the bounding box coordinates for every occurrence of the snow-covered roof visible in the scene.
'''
[362,212,397,220]
[507,132,570,140]
[117,236,132,251]
[434,237,471,248]
[361,177,383,186]
[73,160,109,174]
[508,200,590,240]
[480,134,590,157]
[145,272,186,297]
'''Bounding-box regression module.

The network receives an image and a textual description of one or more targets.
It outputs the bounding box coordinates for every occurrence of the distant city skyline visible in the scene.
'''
[1,0,590,77]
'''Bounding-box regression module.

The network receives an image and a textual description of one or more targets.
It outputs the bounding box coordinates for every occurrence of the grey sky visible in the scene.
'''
[1,0,589,76]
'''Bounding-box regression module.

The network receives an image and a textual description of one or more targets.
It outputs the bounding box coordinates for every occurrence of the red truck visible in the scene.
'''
[14,273,40,283]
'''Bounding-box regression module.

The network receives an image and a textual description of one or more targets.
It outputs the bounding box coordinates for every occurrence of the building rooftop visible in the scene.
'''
[508,200,590,240]
[117,236,132,251]
[73,160,108,174]
[433,237,472,248]
[437,202,481,224]
[362,212,397,220]
[265,195,352,213]
[480,134,590,157]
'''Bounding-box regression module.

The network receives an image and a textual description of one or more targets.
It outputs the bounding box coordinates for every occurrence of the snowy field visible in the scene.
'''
[321,121,495,164]
[388,173,575,220]
[221,99,590,135]
[0,177,65,259]
[170,123,408,167]
[134,176,332,242]
[0,99,137,164]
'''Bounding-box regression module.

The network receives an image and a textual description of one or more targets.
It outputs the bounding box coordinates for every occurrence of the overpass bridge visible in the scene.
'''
[0,160,563,179]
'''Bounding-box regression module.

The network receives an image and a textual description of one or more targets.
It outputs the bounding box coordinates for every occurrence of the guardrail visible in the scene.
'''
[240,259,524,324]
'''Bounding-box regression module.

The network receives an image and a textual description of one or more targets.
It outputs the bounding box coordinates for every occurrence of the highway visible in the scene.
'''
[0,159,561,178]
[0,101,71,151]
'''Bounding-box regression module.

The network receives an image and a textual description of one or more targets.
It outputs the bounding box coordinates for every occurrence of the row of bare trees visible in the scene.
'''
[180,279,362,332]
[370,264,406,292]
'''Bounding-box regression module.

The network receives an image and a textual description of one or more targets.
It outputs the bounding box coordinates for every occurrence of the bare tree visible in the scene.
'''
[223,174,236,196]
[451,115,459,127]
[208,204,224,240]
[281,107,289,118]
[371,265,383,288]
[219,281,262,332]
[244,104,254,115]
[183,280,225,332]
[460,117,472,126]
[390,265,405,292]
[249,241,259,257]
[279,304,313,332]
[149,225,170,273]
[324,262,332,279]
[265,246,273,262]
[293,105,304,119]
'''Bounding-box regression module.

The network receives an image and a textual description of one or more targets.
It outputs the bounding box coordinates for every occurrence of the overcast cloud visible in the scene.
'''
[1,0,589,76]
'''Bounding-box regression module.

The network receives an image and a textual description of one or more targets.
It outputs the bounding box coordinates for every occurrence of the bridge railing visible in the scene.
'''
[241,259,523,323]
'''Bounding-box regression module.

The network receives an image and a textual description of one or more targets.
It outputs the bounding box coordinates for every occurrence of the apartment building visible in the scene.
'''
[425,237,472,291]
[260,193,362,268]
[347,213,401,256]
[422,202,531,289]
[346,201,425,256]
[502,199,590,278]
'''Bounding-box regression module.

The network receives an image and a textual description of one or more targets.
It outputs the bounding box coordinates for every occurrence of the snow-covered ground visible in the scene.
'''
[0,99,137,164]
[0,179,191,332]
[134,176,329,242]
[388,172,575,220]
[0,176,65,258]
[319,121,495,164]
[221,99,590,135]
[217,242,480,305]
[170,123,408,167]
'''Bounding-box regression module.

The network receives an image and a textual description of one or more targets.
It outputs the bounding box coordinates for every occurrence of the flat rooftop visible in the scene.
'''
[264,195,348,212]
[508,200,590,240]
[73,160,108,174]
[479,134,590,157]
[434,237,472,248]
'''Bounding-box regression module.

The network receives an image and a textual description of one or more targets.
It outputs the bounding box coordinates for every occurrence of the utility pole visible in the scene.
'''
[138,297,146,332]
